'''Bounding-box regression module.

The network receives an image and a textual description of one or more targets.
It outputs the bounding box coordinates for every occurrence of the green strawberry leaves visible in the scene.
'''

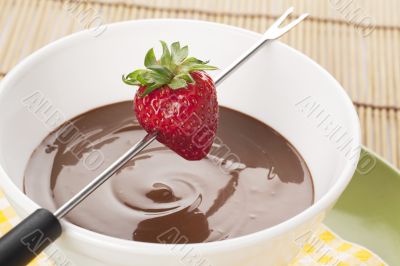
[169,77,187,89]
[144,48,157,67]
[122,41,217,96]
[171,42,188,65]
[148,65,173,80]
[160,41,172,66]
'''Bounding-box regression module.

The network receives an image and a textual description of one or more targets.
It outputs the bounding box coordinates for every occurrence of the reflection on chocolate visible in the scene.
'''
[134,204,210,243]
[24,102,314,243]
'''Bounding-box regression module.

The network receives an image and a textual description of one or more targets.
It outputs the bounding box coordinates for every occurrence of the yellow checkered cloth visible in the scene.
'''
[0,189,386,266]
[290,228,387,266]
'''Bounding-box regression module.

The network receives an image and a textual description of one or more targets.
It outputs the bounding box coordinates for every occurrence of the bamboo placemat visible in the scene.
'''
[0,0,399,167]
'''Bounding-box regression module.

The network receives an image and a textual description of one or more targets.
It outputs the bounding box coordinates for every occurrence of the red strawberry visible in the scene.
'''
[123,41,218,160]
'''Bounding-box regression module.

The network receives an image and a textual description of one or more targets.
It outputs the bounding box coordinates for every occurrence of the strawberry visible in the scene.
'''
[123,41,218,160]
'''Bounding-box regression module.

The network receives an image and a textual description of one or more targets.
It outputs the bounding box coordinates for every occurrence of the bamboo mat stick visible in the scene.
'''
[348,22,357,101]
[221,0,231,28]
[121,2,132,21]
[0,0,16,73]
[253,0,264,33]
[372,34,382,155]
[378,19,390,161]
[108,1,123,23]
[0,0,25,70]
[0,0,13,38]
[105,1,119,21]
[394,34,400,165]
[317,6,327,72]
[0,1,7,26]
[28,0,48,51]
[213,1,225,26]
[51,1,67,40]
[111,3,124,22]
[371,0,382,156]
[334,20,343,91]
[30,0,55,51]
[125,2,137,19]
[315,8,324,71]
[391,0,400,166]
[393,27,400,166]
[45,0,65,42]
[0,0,18,63]
[2,0,32,70]
[242,1,254,31]
[22,0,47,57]
[365,34,373,149]
[9,0,38,68]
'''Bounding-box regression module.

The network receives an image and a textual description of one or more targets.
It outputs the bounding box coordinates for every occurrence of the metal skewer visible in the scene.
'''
[0,7,308,266]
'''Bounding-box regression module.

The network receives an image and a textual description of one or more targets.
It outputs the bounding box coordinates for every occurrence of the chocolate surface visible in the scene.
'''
[24,101,314,243]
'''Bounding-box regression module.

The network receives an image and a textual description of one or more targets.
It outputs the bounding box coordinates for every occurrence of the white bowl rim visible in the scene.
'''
[0,18,361,254]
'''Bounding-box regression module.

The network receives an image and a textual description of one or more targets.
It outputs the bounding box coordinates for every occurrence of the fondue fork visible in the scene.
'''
[0,7,308,266]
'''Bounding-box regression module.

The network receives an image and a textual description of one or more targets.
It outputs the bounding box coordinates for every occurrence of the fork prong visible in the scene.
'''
[280,13,309,33]
[214,7,308,85]
[269,6,294,30]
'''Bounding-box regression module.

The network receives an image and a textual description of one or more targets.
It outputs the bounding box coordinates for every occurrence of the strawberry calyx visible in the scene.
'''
[123,41,217,96]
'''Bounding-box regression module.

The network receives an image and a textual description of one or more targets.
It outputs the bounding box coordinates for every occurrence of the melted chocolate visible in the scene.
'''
[24,102,314,243]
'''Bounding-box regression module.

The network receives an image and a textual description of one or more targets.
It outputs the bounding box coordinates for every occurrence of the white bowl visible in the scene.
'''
[0,20,360,266]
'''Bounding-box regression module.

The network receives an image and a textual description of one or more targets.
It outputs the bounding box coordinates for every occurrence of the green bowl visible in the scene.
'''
[326,147,400,265]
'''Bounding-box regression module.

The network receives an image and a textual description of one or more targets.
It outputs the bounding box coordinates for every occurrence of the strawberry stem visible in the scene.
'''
[122,41,218,96]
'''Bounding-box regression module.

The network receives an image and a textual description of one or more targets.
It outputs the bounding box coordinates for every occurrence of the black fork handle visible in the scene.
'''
[0,208,62,266]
